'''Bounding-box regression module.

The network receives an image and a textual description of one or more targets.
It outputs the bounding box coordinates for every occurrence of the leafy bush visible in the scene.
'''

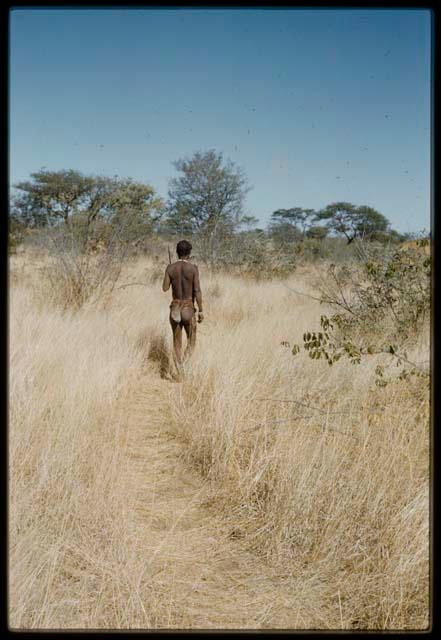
[290,239,431,384]
[319,240,430,337]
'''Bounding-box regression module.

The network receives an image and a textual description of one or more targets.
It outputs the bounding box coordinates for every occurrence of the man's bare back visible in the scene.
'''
[164,260,201,303]
[162,241,203,366]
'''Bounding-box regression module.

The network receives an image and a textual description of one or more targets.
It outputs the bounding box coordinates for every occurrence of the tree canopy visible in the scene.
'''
[12,169,164,237]
[13,169,92,227]
[165,150,251,263]
[270,207,317,237]
[315,202,390,244]
[268,219,303,245]
[166,150,250,234]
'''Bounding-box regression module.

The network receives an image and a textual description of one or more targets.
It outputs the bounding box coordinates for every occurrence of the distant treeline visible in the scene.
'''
[9,150,418,263]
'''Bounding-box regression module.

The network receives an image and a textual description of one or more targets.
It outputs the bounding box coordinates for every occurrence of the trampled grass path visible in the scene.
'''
[117,360,322,630]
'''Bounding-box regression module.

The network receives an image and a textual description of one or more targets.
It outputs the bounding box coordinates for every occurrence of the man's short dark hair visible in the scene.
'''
[176,240,192,258]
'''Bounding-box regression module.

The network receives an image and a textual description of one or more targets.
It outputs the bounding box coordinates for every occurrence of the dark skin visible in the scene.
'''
[162,253,203,365]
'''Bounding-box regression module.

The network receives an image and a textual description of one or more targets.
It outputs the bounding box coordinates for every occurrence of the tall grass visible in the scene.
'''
[166,274,430,630]
[9,255,172,629]
[9,251,430,630]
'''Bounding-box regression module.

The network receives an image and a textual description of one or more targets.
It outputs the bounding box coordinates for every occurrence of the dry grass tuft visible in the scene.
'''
[147,333,171,379]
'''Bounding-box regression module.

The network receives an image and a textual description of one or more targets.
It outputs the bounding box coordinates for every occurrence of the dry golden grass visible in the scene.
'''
[9,250,430,630]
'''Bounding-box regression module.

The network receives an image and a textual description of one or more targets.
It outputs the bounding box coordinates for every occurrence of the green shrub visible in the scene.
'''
[290,239,431,384]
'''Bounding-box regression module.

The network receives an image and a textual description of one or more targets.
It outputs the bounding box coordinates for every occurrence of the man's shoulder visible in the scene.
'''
[169,259,199,267]
[168,260,198,271]
[182,260,199,270]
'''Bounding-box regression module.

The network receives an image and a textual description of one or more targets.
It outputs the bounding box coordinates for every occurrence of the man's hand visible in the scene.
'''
[197,312,204,323]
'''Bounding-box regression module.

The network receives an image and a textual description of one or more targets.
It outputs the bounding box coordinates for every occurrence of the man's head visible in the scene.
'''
[176,239,192,259]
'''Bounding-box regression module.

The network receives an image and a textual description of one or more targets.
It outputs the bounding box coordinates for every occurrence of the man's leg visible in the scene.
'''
[170,317,183,365]
[182,308,197,361]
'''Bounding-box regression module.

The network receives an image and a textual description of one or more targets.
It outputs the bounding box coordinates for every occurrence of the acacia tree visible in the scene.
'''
[10,192,47,228]
[239,215,259,232]
[316,202,390,244]
[13,169,93,227]
[270,207,317,237]
[166,150,251,263]
[268,219,302,246]
[80,175,120,228]
[109,178,164,241]
[12,169,164,245]
[306,225,329,240]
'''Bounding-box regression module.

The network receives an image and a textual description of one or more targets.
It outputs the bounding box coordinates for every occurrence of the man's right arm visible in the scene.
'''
[162,266,171,292]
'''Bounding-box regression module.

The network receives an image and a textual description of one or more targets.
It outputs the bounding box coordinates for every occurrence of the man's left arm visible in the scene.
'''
[193,265,203,322]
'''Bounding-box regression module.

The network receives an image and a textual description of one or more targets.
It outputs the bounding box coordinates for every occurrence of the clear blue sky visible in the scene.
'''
[9,8,431,233]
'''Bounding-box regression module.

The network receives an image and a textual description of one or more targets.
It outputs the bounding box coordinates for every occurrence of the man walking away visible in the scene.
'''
[162,240,203,367]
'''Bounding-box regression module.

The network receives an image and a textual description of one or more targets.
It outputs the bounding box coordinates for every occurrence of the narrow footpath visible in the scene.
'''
[116,360,323,630]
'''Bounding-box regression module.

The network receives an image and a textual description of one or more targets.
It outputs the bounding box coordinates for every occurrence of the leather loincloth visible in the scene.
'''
[169,298,195,323]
